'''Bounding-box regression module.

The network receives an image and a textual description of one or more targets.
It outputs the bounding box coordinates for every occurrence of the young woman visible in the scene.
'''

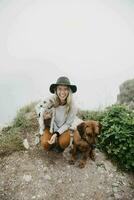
[36,76,79,152]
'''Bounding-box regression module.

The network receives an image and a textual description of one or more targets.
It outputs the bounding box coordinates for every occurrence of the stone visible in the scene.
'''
[23,174,32,182]
[44,174,51,180]
[34,136,40,145]
[23,139,30,149]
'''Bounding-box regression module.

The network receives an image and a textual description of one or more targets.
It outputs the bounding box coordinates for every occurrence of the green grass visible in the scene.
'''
[0,128,24,156]
[0,101,38,157]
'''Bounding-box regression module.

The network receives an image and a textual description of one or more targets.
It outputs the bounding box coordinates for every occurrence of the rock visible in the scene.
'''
[112,187,118,193]
[85,173,89,178]
[43,166,48,172]
[23,174,32,182]
[23,139,30,149]
[114,193,122,199]
[109,173,114,178]
[69,178,72,182]
[34,136,40,145]
[112,183,119,187]
[81,193,85,197]
[97,185,102,190]
[57,179,62,184]
[44,174,51,180]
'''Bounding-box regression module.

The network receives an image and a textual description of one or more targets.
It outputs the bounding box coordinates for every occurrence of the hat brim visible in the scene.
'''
[49,84,77,94]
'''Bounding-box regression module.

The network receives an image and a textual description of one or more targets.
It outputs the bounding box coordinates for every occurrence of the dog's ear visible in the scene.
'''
[95,122,102,135]
[93,121,102,135]
[77,122,85,137]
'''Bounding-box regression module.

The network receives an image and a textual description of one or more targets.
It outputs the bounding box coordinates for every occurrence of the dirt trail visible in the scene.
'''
[0,131,134,200]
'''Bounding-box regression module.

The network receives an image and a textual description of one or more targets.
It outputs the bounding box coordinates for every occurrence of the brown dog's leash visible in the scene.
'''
[69,129,74,148]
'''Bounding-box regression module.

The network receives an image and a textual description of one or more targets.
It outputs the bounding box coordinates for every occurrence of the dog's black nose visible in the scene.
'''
[91,144,96,149]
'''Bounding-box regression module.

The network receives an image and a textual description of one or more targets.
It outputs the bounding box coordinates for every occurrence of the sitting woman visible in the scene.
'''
[35,76,79,152]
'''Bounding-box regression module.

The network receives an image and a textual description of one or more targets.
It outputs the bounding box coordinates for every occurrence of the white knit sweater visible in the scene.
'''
[35,95,81,135]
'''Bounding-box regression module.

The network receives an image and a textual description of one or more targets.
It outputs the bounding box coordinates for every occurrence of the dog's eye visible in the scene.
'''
[86,125,90,128]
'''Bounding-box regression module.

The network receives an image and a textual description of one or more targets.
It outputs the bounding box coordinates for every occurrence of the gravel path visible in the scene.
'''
[0,142,134,200]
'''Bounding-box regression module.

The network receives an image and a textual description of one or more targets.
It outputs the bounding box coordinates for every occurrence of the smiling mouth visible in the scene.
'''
[60,95,66,98]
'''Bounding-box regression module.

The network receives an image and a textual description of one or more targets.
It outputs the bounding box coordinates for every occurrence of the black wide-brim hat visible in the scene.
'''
[49,76,77,94]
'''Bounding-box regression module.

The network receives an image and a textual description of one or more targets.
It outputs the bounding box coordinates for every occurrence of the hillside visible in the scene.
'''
[0,103,134,200]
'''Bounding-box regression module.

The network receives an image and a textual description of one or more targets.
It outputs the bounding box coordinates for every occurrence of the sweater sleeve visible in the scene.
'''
[57,102,77,134]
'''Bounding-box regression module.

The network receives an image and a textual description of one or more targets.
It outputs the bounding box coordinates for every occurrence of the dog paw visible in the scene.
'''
[39,129,44,135]
[91,156,95,161]
[69,159,75,165]
[90,154,96,161]
[78,161,86,168]
[69,149,73,154]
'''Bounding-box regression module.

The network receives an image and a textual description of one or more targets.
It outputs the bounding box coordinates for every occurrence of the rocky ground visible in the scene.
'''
[0,133,134,200]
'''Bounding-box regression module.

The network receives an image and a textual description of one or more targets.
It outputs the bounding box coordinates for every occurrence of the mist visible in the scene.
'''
[0,0,134,126]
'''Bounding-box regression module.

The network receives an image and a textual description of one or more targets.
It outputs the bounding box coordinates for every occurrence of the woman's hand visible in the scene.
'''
[48,133,57,144]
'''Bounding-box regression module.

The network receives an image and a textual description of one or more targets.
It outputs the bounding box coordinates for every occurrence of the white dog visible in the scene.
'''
[35,99,54,135]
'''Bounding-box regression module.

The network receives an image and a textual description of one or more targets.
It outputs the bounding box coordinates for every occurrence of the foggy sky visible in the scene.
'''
[0,0,134,126]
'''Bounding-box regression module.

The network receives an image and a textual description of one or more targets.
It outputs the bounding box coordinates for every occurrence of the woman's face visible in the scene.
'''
[56,85,69,103]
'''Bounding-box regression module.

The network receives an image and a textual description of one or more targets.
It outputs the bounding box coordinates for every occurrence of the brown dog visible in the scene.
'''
[69,120,102,168]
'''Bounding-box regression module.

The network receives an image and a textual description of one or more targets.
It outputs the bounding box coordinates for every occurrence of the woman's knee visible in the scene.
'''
[58,130,71,149]
[40,129,52,150]
[41,140,51,151]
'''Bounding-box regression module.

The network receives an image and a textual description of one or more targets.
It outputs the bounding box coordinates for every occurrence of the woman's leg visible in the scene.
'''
[40,128,53,151]
[58,130,71,149]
